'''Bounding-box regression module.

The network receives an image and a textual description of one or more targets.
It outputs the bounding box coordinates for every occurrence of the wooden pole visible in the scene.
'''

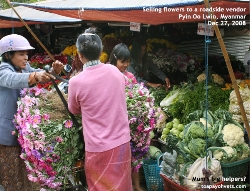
[5,0,67,75]
[203,0,250,138]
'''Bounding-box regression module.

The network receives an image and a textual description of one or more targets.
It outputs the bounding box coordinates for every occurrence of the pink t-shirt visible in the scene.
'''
[68,63,131,152]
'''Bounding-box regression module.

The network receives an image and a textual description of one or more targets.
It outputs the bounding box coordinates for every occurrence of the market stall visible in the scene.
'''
[2,0,250,191]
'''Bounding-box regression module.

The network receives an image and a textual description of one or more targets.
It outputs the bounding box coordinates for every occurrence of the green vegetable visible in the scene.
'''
[165,133,180,149]
[206,128,214,138]
[149,131,155,139]
[149,87,168,107]
[176,154,185,164]
[160,89,180,107]
[163,82,231,123]
[183,121,206,143]
[207,146,238,163]
[235,143,250,160]
[162,128,170,135]
[203,110,217,126]
[188,138,206,157]
[214,108,232,121]
[179,131,184,139]
[165,121,173,129]
[177,124,184,131]
[149,146,162,160]
[187,110,203,122]
[176,141,200,161]
[173,118,180,125]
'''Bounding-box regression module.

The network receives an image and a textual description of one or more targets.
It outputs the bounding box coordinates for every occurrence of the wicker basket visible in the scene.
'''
[143,158,164,191]
[221,157,250,178]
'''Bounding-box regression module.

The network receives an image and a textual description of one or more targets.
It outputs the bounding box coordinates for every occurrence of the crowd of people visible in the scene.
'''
[0,29,170,191]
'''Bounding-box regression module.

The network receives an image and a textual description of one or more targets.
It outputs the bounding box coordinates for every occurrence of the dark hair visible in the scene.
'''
[76,28,102,61]
[130,37,147,63]
[1,51,15,62]
[109,43,131,66]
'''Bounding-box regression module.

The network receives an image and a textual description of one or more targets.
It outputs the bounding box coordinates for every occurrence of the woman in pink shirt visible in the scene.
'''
[110,43,146,191]
[68,29,132,191]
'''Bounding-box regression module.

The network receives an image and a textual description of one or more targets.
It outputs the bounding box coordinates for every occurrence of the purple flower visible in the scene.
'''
[31,149,42,159]
[45,145,54,153]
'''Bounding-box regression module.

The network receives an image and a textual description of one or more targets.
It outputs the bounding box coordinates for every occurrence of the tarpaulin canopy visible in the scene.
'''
[12,0,249,25]
[0,5,82,28]
[0,19,42,28]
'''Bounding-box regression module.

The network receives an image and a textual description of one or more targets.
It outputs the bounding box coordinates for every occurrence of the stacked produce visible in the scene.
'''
[228,79,250,123]
[159,108,250,190]
[160,80,231,124]
[160,118,184,141]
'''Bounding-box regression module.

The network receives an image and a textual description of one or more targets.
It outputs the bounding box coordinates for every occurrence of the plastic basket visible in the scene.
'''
[160,174,224,191]
[221,157,250,178]
[143,157,164,191]
[160,174,189,191]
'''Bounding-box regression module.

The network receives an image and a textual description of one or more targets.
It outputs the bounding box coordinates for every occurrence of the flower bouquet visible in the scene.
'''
[125,81,159,172]
[14,87,83,191]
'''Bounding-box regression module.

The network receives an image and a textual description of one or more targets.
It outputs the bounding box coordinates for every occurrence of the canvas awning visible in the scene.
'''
[0,19,42,28]
[12,0,249,25]
[0,5,82,28]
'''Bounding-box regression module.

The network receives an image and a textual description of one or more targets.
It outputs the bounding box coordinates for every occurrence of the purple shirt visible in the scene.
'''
[68,63,131,152]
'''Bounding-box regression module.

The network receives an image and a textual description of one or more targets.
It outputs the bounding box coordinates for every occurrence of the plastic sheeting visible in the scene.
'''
[0,20,41,28]
[0,6,82,22]
[12,1,249,25]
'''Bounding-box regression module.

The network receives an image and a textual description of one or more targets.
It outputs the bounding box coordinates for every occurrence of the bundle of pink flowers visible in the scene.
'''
[125,81,161,172]
[13,87,83,191]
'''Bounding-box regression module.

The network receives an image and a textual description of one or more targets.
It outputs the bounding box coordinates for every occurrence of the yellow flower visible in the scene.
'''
[62,45,77,56]
[197,74,206,82]
[146,38,177,52]
[100,52,108,63]
[222,83,233,90]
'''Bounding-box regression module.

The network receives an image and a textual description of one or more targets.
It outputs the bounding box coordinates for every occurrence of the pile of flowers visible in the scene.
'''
[13,87,83,191]
[102,31,131,55]
[62,45,78,56]
[197,73,225,85]
[36,79,61,91]
[146,38,177,52]
[149,49,201,75]
[102,33,123,56]
[125,81,159,172]
[29,53,68,69]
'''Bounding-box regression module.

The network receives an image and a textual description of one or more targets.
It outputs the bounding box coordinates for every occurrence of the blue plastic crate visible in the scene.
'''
[142,158,164,191]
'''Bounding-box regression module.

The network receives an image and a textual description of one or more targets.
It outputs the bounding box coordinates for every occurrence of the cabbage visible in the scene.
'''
[160,90,179,107]
[149,145,162,160]
[149,131,155,139]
